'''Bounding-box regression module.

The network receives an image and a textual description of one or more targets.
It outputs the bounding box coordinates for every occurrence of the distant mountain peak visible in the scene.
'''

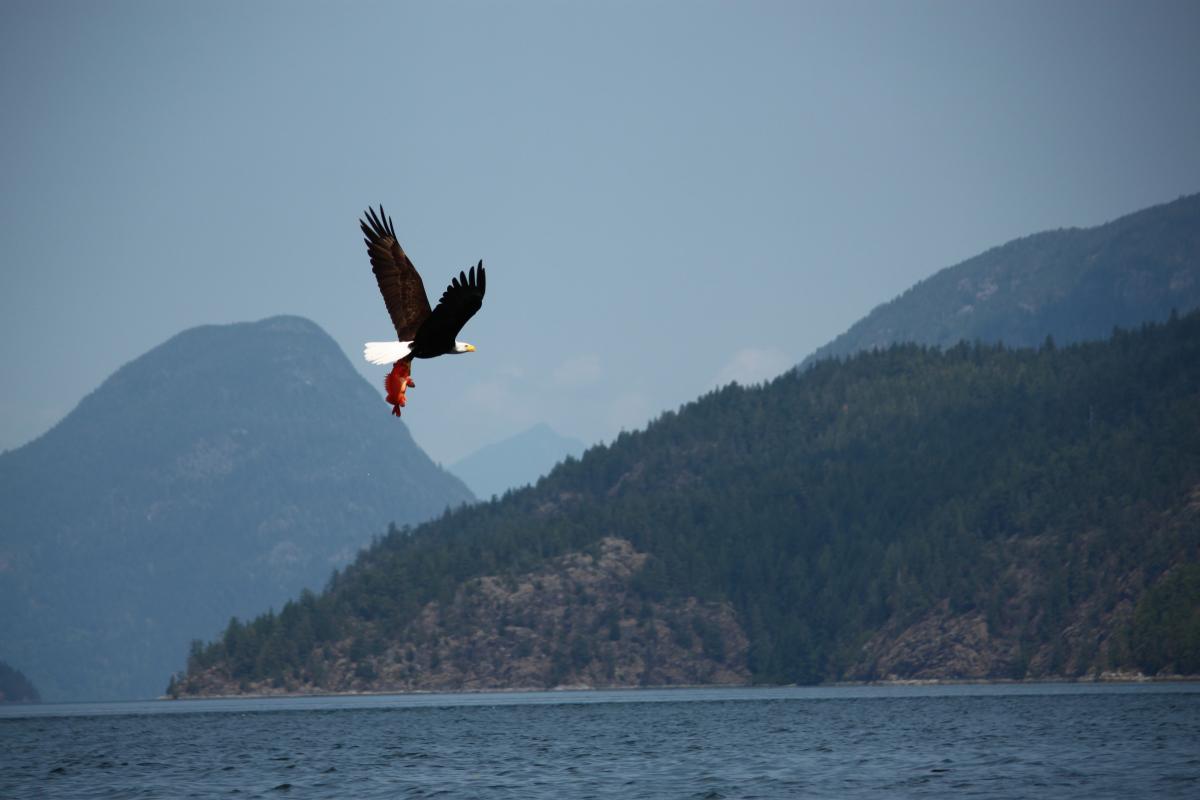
[451,423,588,500]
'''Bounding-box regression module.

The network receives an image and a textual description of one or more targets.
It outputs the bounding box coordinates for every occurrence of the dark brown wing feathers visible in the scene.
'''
[419,260,486,348]
[360,206,431,341]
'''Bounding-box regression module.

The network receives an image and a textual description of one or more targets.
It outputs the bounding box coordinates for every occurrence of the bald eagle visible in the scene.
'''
[360,206,486,416]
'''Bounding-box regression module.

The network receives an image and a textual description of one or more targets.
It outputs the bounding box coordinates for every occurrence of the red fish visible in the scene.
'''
[383,360,416,417]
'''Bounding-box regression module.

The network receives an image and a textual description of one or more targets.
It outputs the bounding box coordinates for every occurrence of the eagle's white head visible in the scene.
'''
[453,341,477,354]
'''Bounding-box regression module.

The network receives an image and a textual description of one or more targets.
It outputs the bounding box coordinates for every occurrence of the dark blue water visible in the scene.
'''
[2,684,1197,799]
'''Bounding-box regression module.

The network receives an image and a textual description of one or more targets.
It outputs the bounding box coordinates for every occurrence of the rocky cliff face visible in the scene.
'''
[176,538,749,696]
[850,485,1200,681]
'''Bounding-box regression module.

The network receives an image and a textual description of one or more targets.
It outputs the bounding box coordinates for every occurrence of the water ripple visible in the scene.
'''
[2,685,1198,798]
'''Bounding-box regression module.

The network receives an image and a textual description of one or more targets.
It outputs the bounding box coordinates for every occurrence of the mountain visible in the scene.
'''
[450,423,587,500]
[0,315,473,701]
[0,660,40,704]
[804,193,1200,366]
[173,313,1200,696]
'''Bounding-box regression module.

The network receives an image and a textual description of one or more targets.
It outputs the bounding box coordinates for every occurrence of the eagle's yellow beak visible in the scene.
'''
[465,344,476,352]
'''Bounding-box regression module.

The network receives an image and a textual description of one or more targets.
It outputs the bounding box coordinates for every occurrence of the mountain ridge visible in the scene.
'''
[803,192,1200,366]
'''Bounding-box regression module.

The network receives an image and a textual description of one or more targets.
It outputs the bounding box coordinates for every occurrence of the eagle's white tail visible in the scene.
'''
[364,341,413,365]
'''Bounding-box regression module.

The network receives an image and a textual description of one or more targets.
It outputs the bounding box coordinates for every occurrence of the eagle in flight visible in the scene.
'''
[360,206,486,416]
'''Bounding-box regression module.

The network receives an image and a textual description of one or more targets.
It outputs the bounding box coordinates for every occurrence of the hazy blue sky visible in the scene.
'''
[2,1,1198,463]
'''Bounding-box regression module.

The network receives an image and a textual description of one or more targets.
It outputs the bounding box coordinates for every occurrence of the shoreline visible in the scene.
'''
[162,671,1200,701]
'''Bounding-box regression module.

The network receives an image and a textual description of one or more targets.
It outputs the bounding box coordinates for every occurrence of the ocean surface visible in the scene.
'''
[2,683,1197,799]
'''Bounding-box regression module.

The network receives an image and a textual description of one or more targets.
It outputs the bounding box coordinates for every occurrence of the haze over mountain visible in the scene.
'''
[175,313,1200,696]
[0,659,39,704]
[450,424,587,500]
[0,316,473,701]
[803,193,1200,367]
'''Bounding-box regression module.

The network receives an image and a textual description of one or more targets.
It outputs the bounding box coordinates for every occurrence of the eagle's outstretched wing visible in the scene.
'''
[418,261,486,346]
[360,206,432,341]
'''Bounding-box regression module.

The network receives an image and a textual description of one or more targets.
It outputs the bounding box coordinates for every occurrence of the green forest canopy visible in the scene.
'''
[182,312,1200,689]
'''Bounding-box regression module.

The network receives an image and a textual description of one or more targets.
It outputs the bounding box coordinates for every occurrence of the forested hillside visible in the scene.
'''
[805,193,1200,366]
[175,313,1200,695]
